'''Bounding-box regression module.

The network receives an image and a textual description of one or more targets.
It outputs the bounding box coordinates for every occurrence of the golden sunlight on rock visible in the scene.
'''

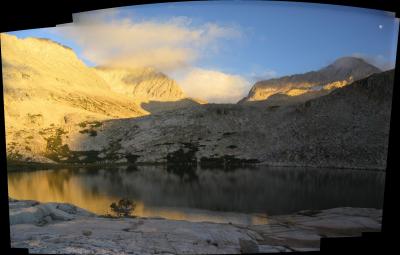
[323,80,349,90]
[286,88,309,97]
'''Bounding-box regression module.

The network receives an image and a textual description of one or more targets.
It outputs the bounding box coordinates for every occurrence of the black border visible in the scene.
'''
[1,1,399,254]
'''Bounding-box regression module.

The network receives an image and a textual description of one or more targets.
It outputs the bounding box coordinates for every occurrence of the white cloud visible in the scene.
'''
[176,68,250,103]
[54,9,241,71]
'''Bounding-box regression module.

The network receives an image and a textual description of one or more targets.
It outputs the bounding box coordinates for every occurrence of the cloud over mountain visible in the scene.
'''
[177,68,249,103]
[55,9,241,71]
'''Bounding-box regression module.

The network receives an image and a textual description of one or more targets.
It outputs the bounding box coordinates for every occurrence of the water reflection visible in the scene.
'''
[7,165,385,225]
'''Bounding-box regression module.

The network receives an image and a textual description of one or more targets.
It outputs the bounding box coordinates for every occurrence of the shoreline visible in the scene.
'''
[9,198,382,254]
[6,160,386,172]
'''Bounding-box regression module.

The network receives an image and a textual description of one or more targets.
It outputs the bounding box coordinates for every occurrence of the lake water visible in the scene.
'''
[7,165,385,225]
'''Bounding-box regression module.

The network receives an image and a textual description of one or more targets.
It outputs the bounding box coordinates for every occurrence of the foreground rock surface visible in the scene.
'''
[10,199,382,254]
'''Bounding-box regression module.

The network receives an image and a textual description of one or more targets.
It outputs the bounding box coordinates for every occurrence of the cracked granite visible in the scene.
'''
[9,198,381,254]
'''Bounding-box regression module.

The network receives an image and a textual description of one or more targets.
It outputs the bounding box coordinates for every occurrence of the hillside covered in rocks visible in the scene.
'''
[54,69,392,170]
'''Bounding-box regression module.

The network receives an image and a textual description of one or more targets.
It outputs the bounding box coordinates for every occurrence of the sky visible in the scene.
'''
[7,0,400,103]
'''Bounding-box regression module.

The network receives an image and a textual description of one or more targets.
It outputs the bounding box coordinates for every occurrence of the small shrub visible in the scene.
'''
[90,121,102,128]
[99,213,116,218]
[89,130,97,136]
[110,199,136,217]
[79,129,97,136]
[82,230,92,236]
[268,105,280,110]
[222,132,235,137]
[78,122,87,128]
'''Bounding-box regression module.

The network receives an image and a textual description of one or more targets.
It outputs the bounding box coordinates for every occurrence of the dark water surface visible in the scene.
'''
[8,165,385,225]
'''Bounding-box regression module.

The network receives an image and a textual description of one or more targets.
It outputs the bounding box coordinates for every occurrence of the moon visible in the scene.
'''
[379,25,383,29]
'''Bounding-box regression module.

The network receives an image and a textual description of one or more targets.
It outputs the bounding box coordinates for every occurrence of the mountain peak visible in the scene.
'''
[321,56,381,81]
[93,66,186,101]
[240,56,382,103]
[329,56,380,71]
[1,33,84,71]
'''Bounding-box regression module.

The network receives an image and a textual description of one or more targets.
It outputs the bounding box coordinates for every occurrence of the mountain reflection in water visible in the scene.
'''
[7,165,385,225]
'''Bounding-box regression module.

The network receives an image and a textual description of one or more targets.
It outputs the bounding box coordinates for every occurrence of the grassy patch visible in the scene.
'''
[7,151,23,161]
[215,108,229,115]
[78,121,102,128]
[126,154,139,164]
[43,128,73,162]
[268,105,280,110]
[222,132,236,137]
[200,155,259,169]
[165,143,199,182]
[166,142,198,165]
[78,121,102,137]
[79,129,98,136]
[297,209,322,217]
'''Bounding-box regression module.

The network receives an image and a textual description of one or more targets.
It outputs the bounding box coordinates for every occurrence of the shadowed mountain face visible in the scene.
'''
[76,70,392,170]
[239,57,382,104]
[10,70,391,170]
[140,99,204,114]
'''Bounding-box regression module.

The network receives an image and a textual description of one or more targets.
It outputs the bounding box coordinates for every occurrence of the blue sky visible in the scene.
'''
[117,0,399,74]
[7,0,400,102]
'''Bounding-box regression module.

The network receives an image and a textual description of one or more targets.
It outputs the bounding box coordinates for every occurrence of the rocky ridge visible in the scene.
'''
[93,66,186,101]
[239,56,382,104]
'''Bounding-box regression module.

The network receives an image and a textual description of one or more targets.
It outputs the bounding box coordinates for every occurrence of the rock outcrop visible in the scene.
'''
[9,199,382,254]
